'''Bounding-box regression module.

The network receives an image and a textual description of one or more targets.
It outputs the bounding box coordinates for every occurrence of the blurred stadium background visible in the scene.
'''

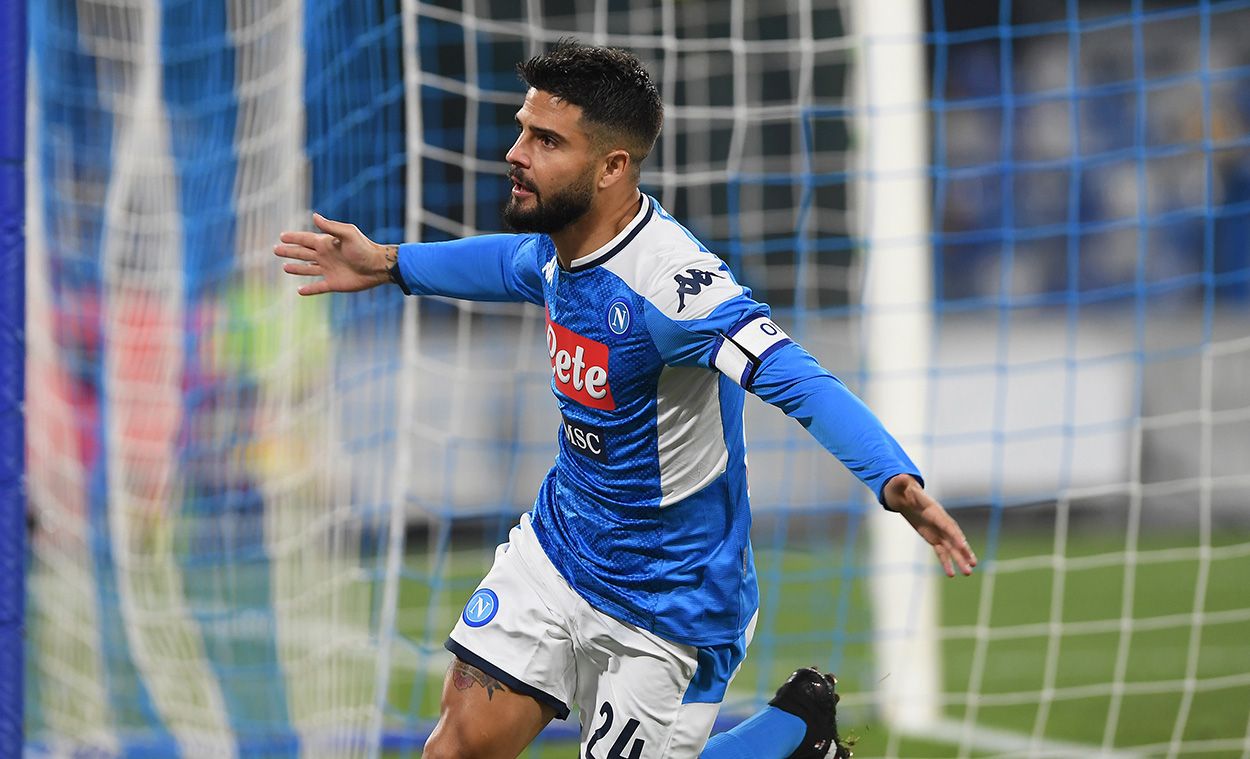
[6,0,1250,757]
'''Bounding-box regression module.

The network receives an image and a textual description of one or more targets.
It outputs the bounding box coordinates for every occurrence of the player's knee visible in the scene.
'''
[422,723,492,759]
[420,732,461,759]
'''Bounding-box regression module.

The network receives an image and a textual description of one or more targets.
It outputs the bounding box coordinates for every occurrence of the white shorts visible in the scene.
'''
[447,513,753,758]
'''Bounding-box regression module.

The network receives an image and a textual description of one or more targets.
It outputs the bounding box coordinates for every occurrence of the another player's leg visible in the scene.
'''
[700,667,852,759]
[422,657,558,759]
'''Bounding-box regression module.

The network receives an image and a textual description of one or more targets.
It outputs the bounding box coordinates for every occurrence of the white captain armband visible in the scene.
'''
[711,315,792,390]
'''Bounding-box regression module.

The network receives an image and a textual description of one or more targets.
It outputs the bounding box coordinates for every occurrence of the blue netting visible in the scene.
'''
[0,0,25,752]
[21,1,1250,756]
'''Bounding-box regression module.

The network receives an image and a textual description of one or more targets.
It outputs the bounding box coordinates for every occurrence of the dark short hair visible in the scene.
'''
[517,39,663,171]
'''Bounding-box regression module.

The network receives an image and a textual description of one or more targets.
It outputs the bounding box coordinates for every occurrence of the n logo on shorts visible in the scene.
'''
[463,588,499,627]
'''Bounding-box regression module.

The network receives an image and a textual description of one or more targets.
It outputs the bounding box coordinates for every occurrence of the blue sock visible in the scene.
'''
[700,706,807,759]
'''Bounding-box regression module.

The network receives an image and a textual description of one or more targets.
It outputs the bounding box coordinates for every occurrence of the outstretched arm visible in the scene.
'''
[275,213,545,304]
[659,303,978,578]
[274,213,394,296]
[748,340,977,577]
[638,245,977,578]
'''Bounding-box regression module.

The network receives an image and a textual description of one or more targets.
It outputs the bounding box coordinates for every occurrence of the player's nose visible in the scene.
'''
[505,136,528,169]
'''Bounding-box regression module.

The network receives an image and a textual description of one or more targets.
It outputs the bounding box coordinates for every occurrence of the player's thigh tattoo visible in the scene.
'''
[449,659,509,700]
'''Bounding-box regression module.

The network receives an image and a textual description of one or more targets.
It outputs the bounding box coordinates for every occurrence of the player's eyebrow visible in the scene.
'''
[515,115,566,145]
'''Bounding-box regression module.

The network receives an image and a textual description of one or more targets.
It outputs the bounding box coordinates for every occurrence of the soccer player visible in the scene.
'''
[276,40,975,759]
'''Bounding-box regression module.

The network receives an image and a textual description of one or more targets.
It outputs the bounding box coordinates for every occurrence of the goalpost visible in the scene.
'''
[853,0,942,734]
[18,1,1250,758]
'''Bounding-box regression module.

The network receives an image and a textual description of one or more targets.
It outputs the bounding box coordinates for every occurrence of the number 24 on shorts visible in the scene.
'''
[585,700,645,759]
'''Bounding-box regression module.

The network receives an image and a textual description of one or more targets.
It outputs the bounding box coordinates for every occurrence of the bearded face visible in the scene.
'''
[503,164,597,235]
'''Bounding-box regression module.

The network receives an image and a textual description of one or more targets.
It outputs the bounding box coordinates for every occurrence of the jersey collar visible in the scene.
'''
[565,193,654,272]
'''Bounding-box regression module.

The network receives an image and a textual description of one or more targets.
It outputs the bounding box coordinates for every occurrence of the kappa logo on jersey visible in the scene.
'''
[674,268,725,312]
[546,311,616,410]
[462,588,499,627]
[561,414,608,462]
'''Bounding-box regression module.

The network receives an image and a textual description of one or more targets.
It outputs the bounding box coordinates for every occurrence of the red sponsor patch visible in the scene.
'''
[545,311,615,410]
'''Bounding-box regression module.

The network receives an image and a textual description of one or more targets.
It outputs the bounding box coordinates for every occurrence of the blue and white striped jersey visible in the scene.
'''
[394,193,920,647]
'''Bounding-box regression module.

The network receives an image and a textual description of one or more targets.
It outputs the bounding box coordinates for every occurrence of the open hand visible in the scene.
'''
[883,474,978,578]
[274,213,393,295]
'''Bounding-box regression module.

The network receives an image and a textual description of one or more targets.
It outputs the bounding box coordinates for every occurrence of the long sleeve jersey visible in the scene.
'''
[392,193,920,647]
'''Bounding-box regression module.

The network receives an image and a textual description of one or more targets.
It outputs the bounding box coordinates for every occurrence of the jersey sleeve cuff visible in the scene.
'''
[388,261,411,295]
[878,471,926,510]
[390,242,417,295]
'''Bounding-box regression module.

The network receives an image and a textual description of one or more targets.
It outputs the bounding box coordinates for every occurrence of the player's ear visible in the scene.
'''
[599,149,631,189]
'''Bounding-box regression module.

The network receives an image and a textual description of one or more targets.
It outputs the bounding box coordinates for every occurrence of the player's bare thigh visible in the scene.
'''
[422,657,559,759]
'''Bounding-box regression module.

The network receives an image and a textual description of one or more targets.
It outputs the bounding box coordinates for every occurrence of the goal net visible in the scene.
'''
[17,1,1250,757]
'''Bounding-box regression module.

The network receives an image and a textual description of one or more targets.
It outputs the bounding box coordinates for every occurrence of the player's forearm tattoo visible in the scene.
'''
[450,660,507,701]
[383,244,398,268]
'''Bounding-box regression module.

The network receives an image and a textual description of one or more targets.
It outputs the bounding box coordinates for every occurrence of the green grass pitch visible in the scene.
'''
[384,525,1250,758]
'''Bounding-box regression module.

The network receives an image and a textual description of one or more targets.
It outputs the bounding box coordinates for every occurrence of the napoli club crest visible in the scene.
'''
[462,588,499,627]
[606,298,632,336]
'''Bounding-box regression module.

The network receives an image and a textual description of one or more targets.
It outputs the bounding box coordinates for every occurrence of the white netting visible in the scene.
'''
[22,2,1250,758]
